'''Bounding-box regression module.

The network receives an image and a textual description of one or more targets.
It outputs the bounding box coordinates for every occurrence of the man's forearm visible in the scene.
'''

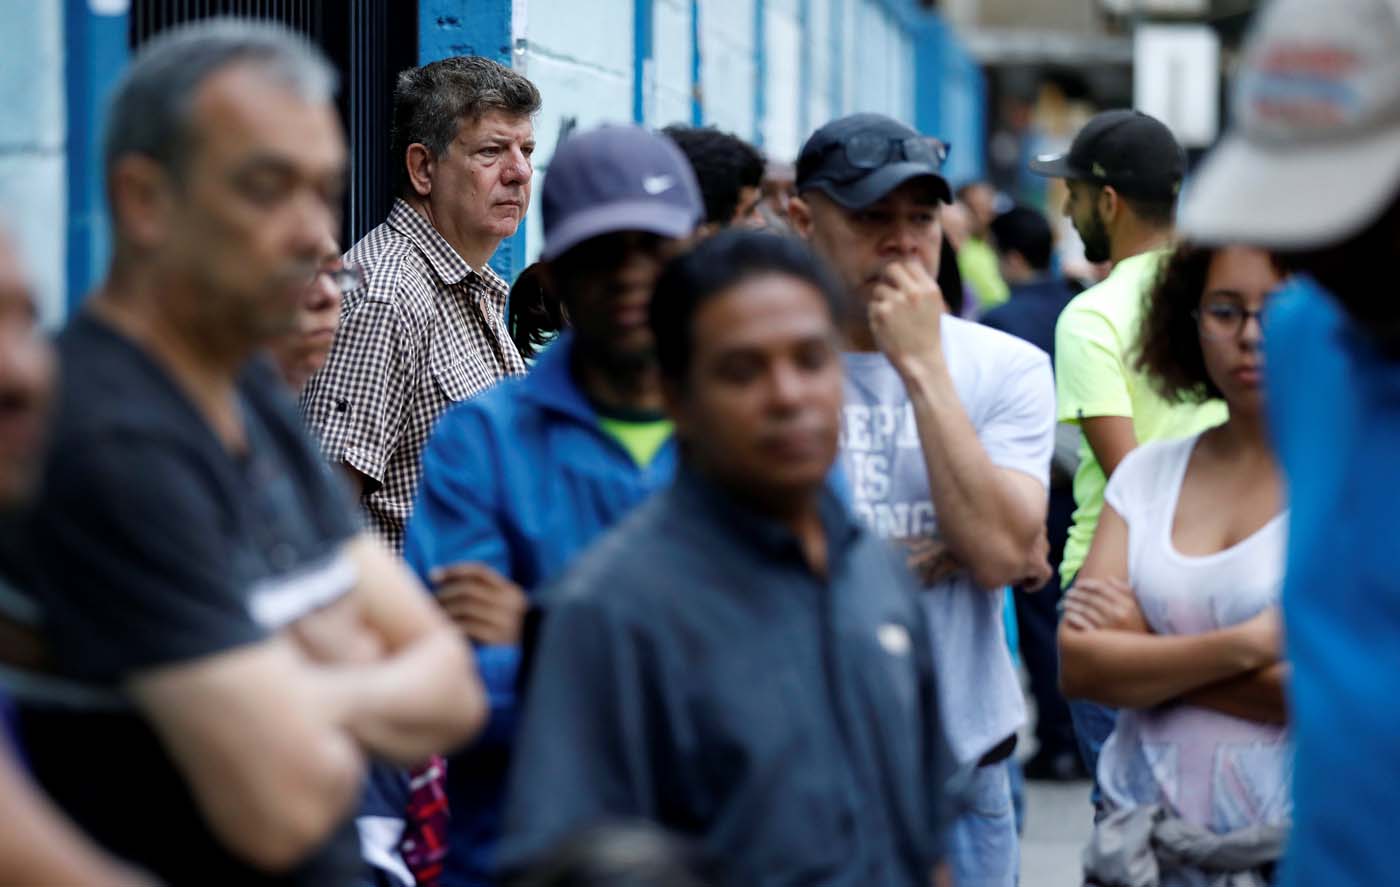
[902,359,1041,589]
[1182,663,1289,725]
[318,629,487,765]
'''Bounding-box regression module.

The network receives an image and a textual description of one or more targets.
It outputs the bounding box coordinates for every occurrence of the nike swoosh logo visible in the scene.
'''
[642,175,675,194]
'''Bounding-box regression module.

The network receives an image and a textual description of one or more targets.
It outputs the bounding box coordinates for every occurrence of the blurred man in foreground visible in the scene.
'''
[12,21,485,884]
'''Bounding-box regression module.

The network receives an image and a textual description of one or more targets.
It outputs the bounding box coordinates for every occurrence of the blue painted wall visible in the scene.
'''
[65,0,129,315]
[0,2,70,325]
[518,0,986,265]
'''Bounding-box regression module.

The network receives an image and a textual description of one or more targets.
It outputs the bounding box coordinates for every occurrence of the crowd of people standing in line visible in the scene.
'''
[1,0,1399,884]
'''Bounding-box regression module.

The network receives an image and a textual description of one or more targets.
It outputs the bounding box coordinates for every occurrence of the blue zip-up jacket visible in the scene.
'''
[403,331,677,887]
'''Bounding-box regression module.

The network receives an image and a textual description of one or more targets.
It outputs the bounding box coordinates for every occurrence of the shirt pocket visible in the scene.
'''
[431,358,484,404]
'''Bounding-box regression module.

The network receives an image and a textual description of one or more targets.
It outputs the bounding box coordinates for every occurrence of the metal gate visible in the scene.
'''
[129,0,418,247]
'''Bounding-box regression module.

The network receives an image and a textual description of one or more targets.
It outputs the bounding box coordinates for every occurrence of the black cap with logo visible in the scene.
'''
[796,113,952,209]
[1028,109,1185,201]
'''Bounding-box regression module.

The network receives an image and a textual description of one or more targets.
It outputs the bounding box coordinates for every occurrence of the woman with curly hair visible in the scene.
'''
[1057,243,1289,886]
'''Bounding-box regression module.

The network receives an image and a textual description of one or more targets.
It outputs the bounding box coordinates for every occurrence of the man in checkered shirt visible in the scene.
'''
[302,56,538,553]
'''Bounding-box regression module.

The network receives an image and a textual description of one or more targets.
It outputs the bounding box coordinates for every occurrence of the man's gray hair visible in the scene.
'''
[103,17,337,182]
[390,56,541,194]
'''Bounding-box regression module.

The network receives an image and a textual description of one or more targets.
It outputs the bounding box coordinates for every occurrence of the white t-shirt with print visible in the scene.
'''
[1096,434,1291,837]
[839,315,1055,765]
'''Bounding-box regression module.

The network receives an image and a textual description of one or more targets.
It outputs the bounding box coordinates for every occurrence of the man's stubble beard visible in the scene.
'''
[1077,209,1111,264]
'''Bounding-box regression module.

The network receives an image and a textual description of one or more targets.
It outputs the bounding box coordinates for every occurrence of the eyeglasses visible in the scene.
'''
[320,264,365,295]
[831,135,950,176]
[1193,302,1265,340]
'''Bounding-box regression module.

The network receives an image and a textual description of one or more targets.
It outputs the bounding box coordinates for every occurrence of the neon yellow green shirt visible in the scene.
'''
[957,236,1011,311]
[598,415,674,469]
[1054,249,1228,582]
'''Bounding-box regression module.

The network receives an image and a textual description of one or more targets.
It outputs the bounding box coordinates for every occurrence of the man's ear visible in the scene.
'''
[1007,251,1032,279]
[108,154,176,251]
[788,195,815,239]
[405,143,435,198]
[1098,184,1122,226]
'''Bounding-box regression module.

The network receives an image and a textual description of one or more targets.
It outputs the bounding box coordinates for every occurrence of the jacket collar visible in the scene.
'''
[518,332,598,425]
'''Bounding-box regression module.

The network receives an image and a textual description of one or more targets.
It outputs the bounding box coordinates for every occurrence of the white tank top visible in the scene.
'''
[1096,434,1292,834]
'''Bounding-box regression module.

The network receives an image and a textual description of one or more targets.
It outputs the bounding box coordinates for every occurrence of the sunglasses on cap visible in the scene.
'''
[823,134,950,181]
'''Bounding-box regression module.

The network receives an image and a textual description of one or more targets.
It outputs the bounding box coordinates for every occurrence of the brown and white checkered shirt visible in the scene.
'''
[301,199,526,552]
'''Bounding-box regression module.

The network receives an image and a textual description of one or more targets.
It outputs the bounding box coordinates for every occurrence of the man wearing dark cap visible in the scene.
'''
[790,112,1056,887]
[402,125,703,887]
[1027,110,1225,784]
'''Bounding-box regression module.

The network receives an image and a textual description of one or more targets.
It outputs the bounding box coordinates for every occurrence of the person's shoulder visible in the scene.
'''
[1031,277,1078,311]
[1067,253,1160,308]
[541,494,682,615]
[978,300,1018,331]
[1268,277,1341,347]
[1055,278,1132,347]
[1060,277,1118,318]
[53,317,196,442]
[44,414,210,516]
[1262,278,1351,441]
[345,223,439,319]
[430,373,535,440]
[1075,252,1163,315]
[944,314,1049,373]
[240,355,297,406]
[419,376,536,473]
[1116,434,1197,486]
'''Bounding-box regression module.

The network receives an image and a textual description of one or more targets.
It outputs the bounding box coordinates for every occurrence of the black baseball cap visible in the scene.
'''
[796,113,952,209]
[1028,109,1185,201]
[541,125,704,260]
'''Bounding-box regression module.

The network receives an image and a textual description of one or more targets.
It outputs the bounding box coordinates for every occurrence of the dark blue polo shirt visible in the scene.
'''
[498,468,957,886]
